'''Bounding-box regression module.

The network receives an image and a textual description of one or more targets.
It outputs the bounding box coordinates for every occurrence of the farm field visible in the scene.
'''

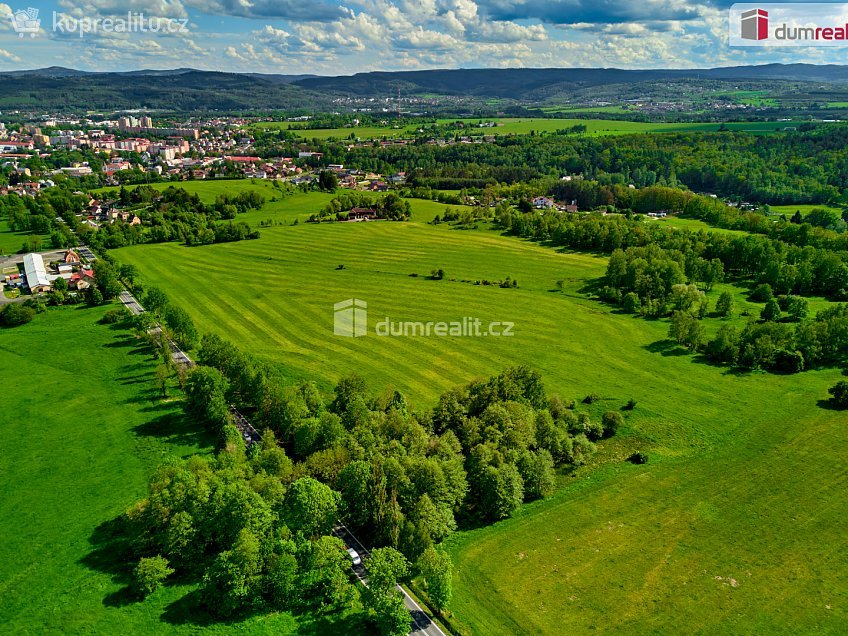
[0,305,363,635]
[715,89,780,107]
[768,203,845,218]
[251,117,808,139]
[112,193,848,633]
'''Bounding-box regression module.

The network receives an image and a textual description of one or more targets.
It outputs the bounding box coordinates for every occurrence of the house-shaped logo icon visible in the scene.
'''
[10,7,40,38]
[741,8,768,40]
[334,298,367,337]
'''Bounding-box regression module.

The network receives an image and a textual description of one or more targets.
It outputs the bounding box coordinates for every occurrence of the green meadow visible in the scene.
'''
[768,203,845,218]
[715,90,780,107]
[111,189,848,633]
[649,215,748,235]
[0,217,49,255]
[0,305,363,634]
[251,117,805,140]
[94,181,338,225]
[94,181,472,225]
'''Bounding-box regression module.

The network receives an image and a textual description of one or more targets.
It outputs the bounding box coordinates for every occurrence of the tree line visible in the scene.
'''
[112,323,632,628]
[499,204,848,301]
[257,127,848,204]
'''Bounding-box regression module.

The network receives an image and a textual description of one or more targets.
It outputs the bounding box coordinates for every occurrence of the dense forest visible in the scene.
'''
[259,127,848,205]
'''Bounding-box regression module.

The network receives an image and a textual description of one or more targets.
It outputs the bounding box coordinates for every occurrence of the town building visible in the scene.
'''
[23,253,51,293]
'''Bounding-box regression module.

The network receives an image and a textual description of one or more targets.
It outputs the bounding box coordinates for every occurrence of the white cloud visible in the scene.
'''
[0,47,21,62]
[57,0,189,19]
[396,27,458,50]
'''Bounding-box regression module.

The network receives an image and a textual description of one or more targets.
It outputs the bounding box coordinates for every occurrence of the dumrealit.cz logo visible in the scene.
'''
[731,3,848,46]
[334,298,368,338]
[740,8,768,40]
[332,299,515,338]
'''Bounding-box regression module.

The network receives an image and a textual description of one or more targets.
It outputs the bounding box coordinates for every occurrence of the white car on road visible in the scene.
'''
[346,547,361,566]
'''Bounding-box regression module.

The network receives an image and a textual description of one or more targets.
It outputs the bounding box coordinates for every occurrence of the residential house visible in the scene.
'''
[69,269,95,290]
[347,207,378,221]
[64,249,81,263]
[532,196,556,209]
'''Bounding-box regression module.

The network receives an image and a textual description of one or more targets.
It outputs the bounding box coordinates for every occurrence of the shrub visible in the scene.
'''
[773,349,804,374]
[601,411,624,437]
[0,303,35,327]
[84,286,104,306]
[623,398,637,411]
[582,393,600,404]
[23,298,47,313]
[760,298,781,322]
[627,451,649,464]
[100,307,131,325]
[750,283,774,303]
[786,296,809,321]
[622,292,641,314]
[828,381,848,409]
[133,555,173,597]
[582,417,604,441]
[715,291,735,317]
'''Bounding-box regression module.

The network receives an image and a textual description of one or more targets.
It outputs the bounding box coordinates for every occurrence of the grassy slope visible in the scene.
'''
[0,305,363,635]
[769,204,844,218]
[649,216,748,235]
[111,191,848,633]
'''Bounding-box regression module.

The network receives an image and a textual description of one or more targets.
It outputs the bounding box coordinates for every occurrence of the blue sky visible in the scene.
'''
[0,1,842,74]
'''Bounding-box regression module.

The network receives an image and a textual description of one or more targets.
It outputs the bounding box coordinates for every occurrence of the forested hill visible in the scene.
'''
[293,64,848,97]
[4,64,848,110]
[0,69,331,112]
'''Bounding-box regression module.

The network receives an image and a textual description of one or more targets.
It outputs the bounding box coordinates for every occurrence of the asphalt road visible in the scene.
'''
[332,522,447,636]
[119,291,193,368]
[119,288,446,636]
[118,290,144,315]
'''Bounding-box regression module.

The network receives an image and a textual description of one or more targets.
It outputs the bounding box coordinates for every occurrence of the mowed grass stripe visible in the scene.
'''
[115,222,610,403]
[115,192,848,634]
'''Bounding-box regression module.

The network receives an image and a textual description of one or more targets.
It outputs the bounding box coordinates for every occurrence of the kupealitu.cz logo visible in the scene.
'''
[9,5,189,38]
[732,3,848,45]
[10,7,40,37]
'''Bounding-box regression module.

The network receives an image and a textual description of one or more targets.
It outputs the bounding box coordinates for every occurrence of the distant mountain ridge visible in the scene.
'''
[1,64,847,110]
[292,64,848,96]
[1,66,317,83]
